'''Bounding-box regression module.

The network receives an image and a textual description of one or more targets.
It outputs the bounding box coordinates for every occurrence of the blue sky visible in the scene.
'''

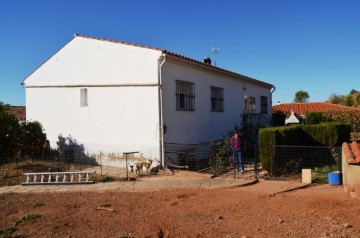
[1,0,359,106]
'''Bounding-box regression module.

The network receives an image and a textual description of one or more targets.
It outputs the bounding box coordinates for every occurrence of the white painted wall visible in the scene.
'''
[161,60,272,144]
[25,36,162,86]
[24,36,163,166]
[26,86,161,165]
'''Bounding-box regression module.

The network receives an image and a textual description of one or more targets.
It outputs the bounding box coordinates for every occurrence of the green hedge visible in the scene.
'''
[305,112,324,124]
[259,122,351,171]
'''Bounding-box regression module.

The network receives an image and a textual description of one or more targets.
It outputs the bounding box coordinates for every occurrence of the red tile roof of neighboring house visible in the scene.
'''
[6,106,26,121]
[22,34,274,88]
[272,102,359,115]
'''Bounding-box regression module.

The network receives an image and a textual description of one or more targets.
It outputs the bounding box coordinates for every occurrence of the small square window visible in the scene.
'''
[80,88,88,107]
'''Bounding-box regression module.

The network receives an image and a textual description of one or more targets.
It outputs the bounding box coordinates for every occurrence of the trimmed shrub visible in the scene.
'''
[305,112,324,124]
[259,122,351,172]
[302,123,350,147]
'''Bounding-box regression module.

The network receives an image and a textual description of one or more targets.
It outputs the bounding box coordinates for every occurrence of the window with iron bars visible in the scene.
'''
[261,96,268,113]
[210,86,224,112]
[176,80,195,111]
[244,96,256,113]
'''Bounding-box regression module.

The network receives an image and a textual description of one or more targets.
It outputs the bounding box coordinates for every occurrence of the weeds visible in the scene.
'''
[312,176,328,184]
[312,165,339,184]
[19,213,41,223]
[119,233,135,238]
[314,165,338,173]
[1,213,41,237]
[101,175,115,182]
[5,201,14,205]
[0,171,8,179]
[33,202,45,208]
[0,227,17,238]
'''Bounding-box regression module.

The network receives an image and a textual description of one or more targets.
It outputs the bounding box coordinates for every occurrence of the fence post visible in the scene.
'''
[255,145,258,179]
[270,132,275,177]
[212,142,218,177]
[126,153,128,180]
[100,150,102,176]
[79,152,82,171]
[123,152,139,180]
[337,147,342,173]
[270,144,276,177]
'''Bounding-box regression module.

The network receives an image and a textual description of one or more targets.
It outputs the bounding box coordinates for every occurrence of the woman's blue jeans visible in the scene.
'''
[234,151,244,172]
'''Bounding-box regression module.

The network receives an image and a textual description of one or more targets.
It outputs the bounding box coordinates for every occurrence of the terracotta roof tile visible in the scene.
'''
[343,141,360,164]
[6,106,26,121]
[272,102,360,115]
[343,142,355,162]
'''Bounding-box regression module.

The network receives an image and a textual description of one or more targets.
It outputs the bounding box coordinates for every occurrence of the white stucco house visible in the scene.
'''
[23,34,274,168]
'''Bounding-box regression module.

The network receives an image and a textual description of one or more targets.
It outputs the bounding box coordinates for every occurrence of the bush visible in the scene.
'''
[323,110,360,124]
[20,121,46,156]
[101,175,115,182]
[305,112,324,124]
[0,102,46,158]
[259,122,350,147]
[259,122,351,172]
[0,103,23,157]
[302,123,350,146]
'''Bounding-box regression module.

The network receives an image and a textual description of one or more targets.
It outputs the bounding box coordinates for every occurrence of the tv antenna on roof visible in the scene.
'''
[212,43,219,66]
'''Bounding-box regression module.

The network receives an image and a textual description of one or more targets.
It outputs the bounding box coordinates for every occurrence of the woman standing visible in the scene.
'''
[231,130,244,173]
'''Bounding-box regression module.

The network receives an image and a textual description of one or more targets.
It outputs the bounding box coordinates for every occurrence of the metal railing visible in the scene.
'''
[243,113,273,128]
[164,141,258,179]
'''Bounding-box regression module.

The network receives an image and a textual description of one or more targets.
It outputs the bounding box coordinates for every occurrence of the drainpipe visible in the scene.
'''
[271,86,276,94]
[158,54,166,169]
[270,86,276,113]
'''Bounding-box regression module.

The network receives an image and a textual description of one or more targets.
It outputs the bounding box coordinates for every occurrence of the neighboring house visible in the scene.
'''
[6,106,26,123]
[22,34,274,167]
[285,111,300,125]
[273,102,359,118]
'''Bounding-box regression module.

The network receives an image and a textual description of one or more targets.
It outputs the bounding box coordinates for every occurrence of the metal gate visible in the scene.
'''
[164,141,259,179]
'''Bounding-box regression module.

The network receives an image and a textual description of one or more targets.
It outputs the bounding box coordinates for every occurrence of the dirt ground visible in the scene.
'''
[0,179,359,238]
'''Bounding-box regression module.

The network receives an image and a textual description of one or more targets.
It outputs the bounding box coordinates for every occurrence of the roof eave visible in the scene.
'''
[163,52,274,88]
